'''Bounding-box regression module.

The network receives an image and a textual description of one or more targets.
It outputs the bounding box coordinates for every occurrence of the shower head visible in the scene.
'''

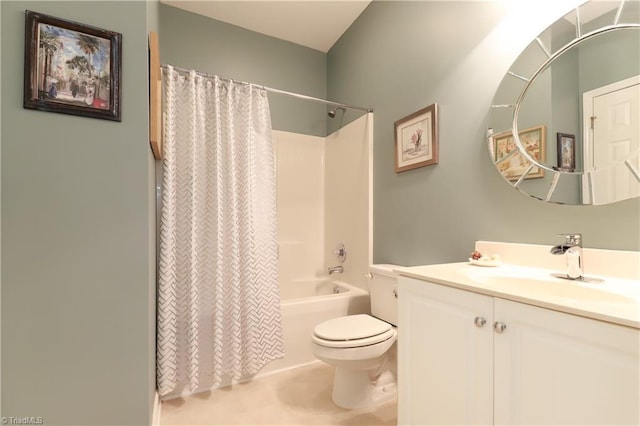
[328,107,346,118]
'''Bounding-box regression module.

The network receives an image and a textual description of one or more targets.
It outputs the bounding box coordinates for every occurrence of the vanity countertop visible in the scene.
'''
[396,262,640,329]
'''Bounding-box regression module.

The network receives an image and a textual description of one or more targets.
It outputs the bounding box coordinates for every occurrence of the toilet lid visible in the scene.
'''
[312,327,396,348]
[313,314,392,341]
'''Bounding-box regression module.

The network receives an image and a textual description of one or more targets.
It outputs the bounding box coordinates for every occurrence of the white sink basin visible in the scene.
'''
[398,260,640,328]
[471,274,634,304]
[465,265,640,309]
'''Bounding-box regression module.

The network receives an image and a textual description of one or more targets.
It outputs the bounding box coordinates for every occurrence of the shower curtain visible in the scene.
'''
[157,66,284,398]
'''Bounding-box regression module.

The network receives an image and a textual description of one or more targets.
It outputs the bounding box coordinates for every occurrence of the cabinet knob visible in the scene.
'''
[393,288,398,299]
[494,321,507,333]
[474,317,487,328]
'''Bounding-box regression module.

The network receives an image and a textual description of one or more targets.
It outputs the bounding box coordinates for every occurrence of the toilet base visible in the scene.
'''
[331,367,397,409]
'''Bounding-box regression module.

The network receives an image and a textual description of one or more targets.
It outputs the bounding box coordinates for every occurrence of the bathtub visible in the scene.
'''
[256,279,370,377]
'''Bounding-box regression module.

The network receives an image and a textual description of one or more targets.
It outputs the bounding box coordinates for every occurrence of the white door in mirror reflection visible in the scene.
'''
[583,76,640,204]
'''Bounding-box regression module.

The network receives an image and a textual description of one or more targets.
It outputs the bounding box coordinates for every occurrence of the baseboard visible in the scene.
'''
[152,391,161,426]
[253,359,322,381]
[160,360,324,401]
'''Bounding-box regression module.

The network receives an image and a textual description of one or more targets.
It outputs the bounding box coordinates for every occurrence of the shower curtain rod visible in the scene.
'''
[162,64,373,113]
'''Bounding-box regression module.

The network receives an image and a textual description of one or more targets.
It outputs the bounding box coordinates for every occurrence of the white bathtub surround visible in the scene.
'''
[257,280,369,377]
[274,114,373,294]
[158,67,283,399]
[260,116,373,382]
[273,131,326,284]
[325,114,374,291]
[159,280,369,393]
[475,240,640,280]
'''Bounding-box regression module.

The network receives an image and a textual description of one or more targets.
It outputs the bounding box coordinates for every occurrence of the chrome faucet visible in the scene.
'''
[328,265,344,275]
[550,234,583,280]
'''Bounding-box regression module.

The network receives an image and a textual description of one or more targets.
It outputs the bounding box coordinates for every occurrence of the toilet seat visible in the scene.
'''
[312,314,396,348]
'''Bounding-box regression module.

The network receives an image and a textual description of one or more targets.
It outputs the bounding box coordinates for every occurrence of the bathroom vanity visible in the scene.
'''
[396,242,640,425]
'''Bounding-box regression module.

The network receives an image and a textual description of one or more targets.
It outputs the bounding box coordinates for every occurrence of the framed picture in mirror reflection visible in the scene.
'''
[556,133,576,172]
[493,126,545,180]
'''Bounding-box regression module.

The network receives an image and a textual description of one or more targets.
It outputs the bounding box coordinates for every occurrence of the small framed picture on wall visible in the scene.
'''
[394,103,438,172]
[556,132,576,171]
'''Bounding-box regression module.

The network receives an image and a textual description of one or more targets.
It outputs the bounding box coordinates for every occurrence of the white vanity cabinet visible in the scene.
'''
[398,276,494,425]
[398,276,640,425]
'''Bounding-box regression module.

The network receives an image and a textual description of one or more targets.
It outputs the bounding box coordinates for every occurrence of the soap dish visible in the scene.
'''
[468,258,501,267]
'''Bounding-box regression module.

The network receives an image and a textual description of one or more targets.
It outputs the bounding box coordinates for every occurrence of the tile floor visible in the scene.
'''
[160,362,397,426]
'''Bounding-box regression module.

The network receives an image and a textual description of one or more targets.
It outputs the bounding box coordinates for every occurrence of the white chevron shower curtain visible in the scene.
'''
[157,66,284,398]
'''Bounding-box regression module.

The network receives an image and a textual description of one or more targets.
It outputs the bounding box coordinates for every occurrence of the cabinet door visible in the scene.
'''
[398,277,494,425]
[494,299,640,425]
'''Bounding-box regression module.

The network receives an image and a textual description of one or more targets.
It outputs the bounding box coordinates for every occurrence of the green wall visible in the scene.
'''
[2,2,635,422]
[158,1,639,263]
[159,4,329,137]
[1,1,156,425]
[328,1,639,264]
[0,0,3,419]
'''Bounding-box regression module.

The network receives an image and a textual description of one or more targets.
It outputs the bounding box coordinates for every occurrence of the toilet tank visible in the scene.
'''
[369,264,401,326]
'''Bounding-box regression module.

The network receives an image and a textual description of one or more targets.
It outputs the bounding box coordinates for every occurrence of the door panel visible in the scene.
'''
[494,299,640,425]
[585,78,640,204]
[399,278,493,425]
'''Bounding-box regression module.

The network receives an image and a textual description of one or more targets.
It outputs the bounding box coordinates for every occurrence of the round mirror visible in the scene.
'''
[488,0,640,205]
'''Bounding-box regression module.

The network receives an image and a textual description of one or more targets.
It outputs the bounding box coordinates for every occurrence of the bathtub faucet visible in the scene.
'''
[328,265,344,275]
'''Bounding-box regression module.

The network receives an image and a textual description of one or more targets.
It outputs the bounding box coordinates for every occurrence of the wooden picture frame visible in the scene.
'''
[494,125,546,180]
[395,103,438,172]
[556,132,576,172]
[149,32,162,159]
[23,10,122,121]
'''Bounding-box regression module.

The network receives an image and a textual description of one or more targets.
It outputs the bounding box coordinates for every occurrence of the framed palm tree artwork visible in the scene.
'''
[23,10,122,121]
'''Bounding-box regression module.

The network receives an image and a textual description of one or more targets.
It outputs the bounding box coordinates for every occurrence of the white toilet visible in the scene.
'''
[311,264,400,409]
